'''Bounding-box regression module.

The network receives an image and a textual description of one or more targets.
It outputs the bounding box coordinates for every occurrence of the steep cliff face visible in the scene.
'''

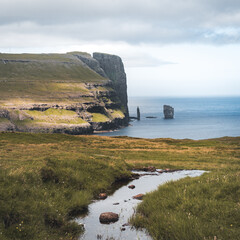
[93,53,129,123]
[0,52,129,134]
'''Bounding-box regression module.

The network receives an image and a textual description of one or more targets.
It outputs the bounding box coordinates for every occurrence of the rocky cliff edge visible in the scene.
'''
[0,52,129,134]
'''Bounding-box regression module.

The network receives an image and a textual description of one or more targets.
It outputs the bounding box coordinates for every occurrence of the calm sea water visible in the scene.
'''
[97,96,240,139]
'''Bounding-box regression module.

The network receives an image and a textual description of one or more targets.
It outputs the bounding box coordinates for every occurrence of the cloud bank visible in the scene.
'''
[1,0,240,45]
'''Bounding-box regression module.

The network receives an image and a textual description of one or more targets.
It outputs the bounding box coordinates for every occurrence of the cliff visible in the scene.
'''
[0,52,129,134]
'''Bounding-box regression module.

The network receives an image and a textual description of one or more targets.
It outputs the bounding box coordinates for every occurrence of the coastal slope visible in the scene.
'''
[0,52,129,133]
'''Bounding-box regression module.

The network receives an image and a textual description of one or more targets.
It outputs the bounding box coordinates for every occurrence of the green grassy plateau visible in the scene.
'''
[0,53,108,107]
[0,133,239,240]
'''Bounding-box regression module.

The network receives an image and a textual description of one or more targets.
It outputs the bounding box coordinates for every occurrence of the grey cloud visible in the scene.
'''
[1,0,240,44]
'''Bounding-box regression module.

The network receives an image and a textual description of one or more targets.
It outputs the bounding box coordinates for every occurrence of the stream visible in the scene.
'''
[76,170,205,240]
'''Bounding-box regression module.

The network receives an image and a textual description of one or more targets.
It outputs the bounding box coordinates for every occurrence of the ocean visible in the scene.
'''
[97,96,240,139]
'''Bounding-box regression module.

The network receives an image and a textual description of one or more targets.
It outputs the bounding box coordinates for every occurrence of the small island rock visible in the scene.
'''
[163,105,174,119]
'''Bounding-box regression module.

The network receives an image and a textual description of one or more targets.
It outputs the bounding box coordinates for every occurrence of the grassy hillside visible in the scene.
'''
[0,133,239,239]
[0,53,108,107]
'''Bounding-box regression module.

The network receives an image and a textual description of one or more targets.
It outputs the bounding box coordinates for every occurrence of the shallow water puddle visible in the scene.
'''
[76,170,205,240]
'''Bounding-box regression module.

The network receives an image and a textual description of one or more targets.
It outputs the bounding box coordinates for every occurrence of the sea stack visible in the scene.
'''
[163,105,174,119]
[137,106,140,120]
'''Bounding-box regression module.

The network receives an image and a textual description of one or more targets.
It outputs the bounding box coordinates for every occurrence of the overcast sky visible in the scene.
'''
[1,0,240,96]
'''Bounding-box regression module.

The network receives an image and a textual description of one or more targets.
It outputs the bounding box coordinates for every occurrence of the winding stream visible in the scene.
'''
[76,170,205,240]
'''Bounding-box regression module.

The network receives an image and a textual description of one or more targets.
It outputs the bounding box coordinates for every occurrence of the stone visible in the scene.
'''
[132,194,144,200]
[99,193,107,199]
[163,105,174,119]
[99,212,119,223]
[128,185,135,189]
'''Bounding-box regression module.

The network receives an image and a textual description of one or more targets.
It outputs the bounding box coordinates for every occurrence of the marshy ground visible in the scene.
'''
[0,132,239,239]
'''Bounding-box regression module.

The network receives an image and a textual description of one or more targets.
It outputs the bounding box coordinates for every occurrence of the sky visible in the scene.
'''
[1,0,240,97]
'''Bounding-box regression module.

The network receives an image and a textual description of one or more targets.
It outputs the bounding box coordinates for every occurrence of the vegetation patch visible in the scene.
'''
[0,117,9,123]
[0,133,131,240]
[110,109,125,119]
[25,109,87,125]
[91,113,110,122]
[131,170,240,240]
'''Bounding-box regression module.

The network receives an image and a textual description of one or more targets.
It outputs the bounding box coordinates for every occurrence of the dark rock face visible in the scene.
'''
[99,212,119,223]
[163,105,174,119]
[93,53,129,123]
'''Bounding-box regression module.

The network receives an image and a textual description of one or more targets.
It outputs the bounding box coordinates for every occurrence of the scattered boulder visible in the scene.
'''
[121,227,126,231]
[128,185,135,189]
[113,202,119,205]
[163,105,174,119]
[132,194,144,200]
[99,193,107,199]
[99,212,119,223]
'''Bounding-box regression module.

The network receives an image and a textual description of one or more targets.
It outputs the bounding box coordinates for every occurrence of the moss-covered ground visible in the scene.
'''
[0,133,239,239]
[91,113,110,122]
[25,108,87,125]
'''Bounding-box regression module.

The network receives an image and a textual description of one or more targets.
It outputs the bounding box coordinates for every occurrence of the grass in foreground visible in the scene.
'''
[131,170,240,240]
[0,133,239,239]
